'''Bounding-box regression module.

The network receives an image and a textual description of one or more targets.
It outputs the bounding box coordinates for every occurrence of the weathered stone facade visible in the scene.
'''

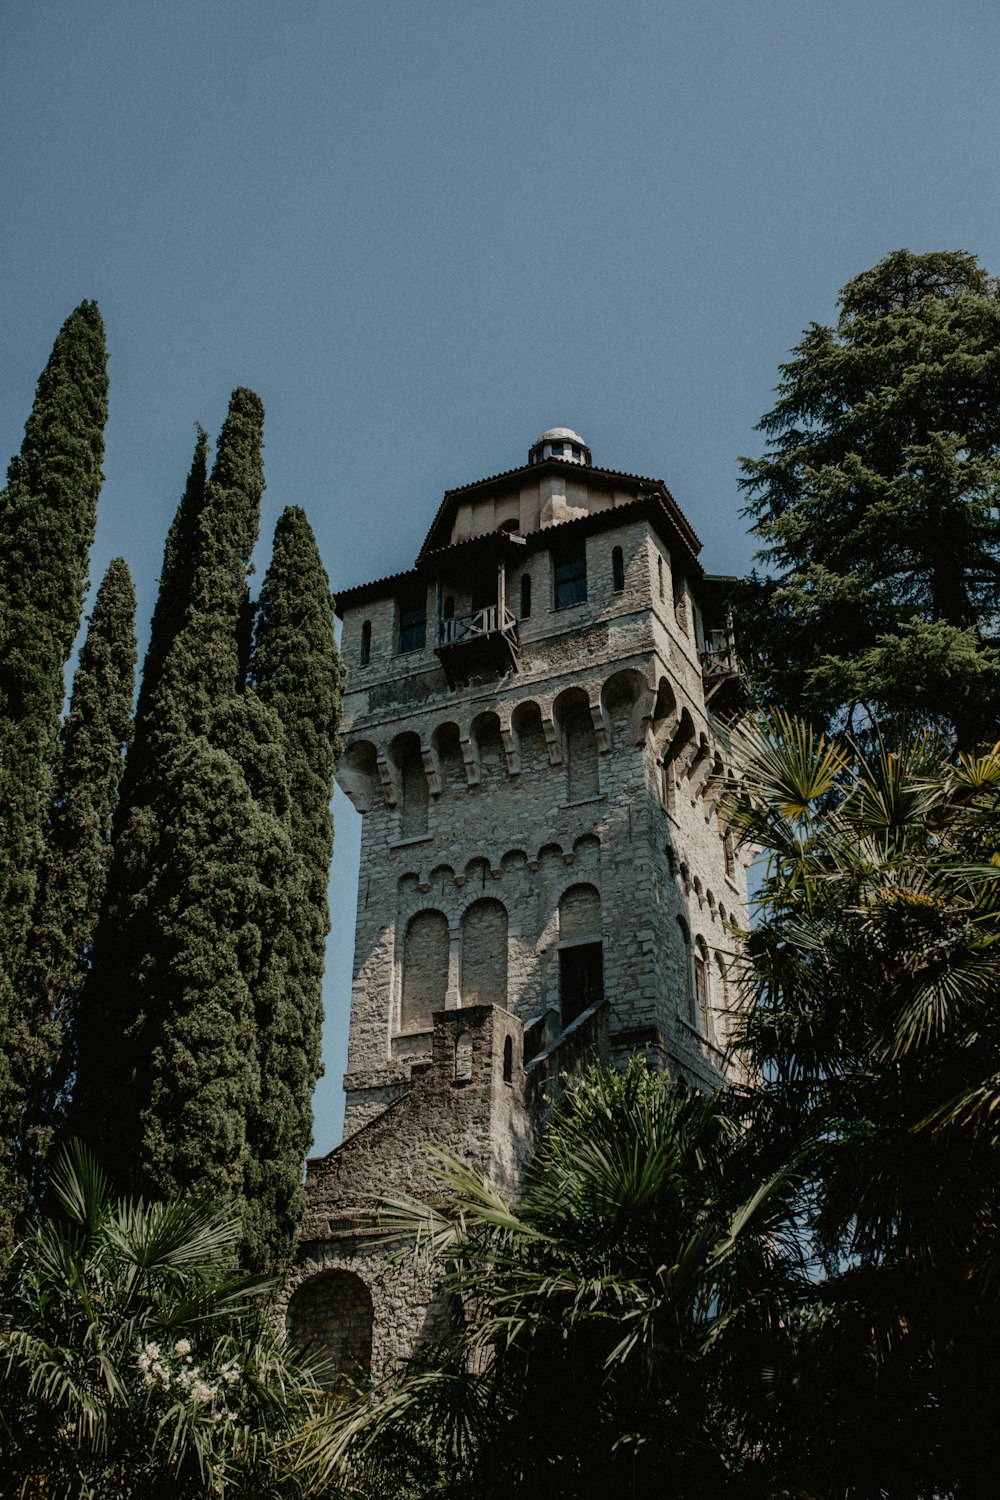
[288,429,749,1377]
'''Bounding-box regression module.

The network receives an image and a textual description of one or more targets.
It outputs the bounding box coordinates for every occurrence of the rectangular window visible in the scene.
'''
[559,942,604,1027]
[399,600,426,653]
[554,545,587,610]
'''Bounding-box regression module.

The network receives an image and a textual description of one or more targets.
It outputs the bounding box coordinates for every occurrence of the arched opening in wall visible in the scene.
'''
[520,573,532,618]
[676,916,693,1019]
[360,619,371,666]
[559,884,603,1026]
[714,952,730,1044]
[503,1034,514,1082]
[511,699,547,774]
[555,689,598,802]
[612,545,625,593]
[662,711,695,813]
[471,711,505,786]
[394,733,428,837]
[460,898,508,1007]
[602,668,647,750]
[433,721,467,792]
[401,910,448,1031]
[339,739,379,813]
[693,937,710,1035]
[672,566,689,635]
[454,1030,473,1082]
[722,823,736,879]
[286,1271,373,1387]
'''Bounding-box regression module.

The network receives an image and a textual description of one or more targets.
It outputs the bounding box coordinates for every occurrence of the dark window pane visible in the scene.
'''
[554,547,587,609]
[559,942,604,1026]
[360,619,371,665]
[520,573,531,618]
[612,546,624,593]
[399,601,426,653]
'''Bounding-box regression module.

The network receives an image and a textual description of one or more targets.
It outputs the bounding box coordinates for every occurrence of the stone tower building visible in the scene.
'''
[284,429,748,1378]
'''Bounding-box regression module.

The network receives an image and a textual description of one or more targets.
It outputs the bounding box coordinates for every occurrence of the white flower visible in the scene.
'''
[191,1379,215,1404]
[174,1338,192,1357]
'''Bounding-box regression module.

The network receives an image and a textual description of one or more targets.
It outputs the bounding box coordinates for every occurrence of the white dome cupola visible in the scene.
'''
[528,427,591,466]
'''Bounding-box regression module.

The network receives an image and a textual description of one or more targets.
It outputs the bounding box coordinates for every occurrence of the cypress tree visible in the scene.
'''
[128,426,209,775]
[0,302,108,1259]
[244,506,342,1271]
[74,389,267,1197]
[0,301,108,977]
[16,559,136,1201]
[136,716,293,1208]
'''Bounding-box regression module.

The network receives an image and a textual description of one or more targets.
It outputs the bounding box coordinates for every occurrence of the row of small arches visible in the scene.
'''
[397,835,600,900]
[340,669,659,815]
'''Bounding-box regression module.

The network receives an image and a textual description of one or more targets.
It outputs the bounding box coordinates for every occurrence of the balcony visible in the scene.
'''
[700,638,747,713]
[435,604,520,687]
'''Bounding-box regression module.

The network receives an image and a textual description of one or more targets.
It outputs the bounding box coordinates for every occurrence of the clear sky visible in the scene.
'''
[3,0,999,1150]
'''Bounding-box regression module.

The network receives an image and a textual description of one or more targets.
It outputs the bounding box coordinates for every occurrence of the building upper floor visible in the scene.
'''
[335,430,743,714]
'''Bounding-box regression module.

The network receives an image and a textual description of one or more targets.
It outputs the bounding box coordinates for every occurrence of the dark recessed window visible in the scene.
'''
[554,545,587,610]
[550,442,564,455]
[399,599,426,653]
[612,546,624,593]
[443,595,455,620]
[360,619,371,666]
[520,573,532,619]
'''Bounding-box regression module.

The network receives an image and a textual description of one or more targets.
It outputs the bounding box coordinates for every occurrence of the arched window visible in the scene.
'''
[460,898,508,1007]
[673,570,688,634]
[401,910,448,1031]
[722,825,736,879]
[520,573,532,619]
[676,916,693,1017]
[360,619,371,666]
[612,546,625,593]
[454,1030,473,1081]
[565,707,599,802]
[694,937,710,1033]
[286,1271,373,1386]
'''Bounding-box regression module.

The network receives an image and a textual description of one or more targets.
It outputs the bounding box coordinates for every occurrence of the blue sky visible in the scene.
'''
[3,0,999,1149]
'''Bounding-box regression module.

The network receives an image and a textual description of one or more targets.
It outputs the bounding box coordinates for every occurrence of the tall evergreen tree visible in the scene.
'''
[74,390,267,1202]
[0,301,108,1260]
[739,249,1000,744]
[244,506,342,1271]
[128,425,208,778]
[16,559,136,1204]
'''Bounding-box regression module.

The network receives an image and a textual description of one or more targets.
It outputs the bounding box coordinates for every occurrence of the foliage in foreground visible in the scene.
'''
[296,717,1000,1500]
[293,1062,810,1500]
[0,1143,322,1499]
[726,711,1000,1496]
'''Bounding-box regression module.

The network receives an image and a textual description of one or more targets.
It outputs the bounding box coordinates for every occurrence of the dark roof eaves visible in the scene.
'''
[336,494,705,614]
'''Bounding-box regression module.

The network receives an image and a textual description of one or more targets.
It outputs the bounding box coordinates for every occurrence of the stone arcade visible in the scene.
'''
[283,429,749,1378]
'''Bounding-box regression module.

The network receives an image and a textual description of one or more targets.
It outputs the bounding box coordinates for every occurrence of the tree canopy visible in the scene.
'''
[739,248,1000,745]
